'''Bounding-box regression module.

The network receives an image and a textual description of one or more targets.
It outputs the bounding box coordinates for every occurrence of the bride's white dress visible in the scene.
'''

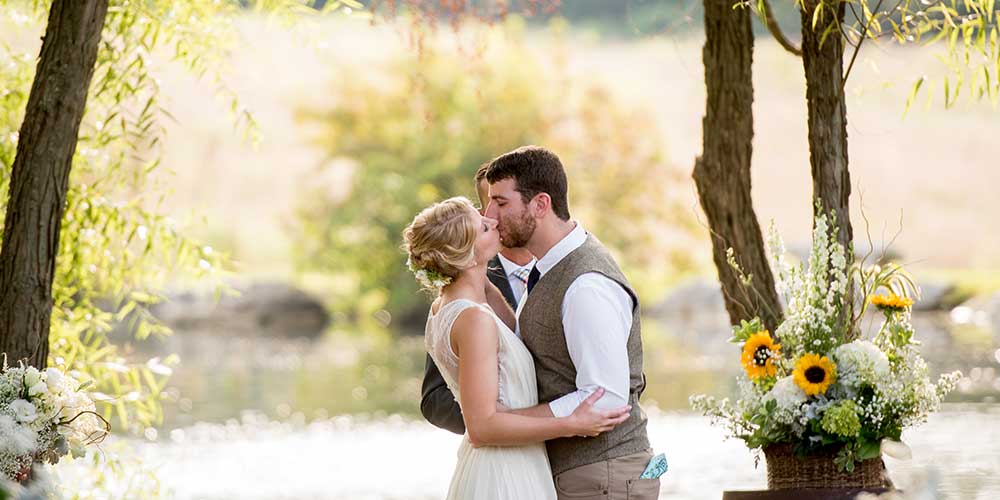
[425,298,557,500]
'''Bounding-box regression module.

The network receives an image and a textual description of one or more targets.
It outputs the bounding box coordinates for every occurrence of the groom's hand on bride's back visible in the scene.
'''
[567,387,631,438]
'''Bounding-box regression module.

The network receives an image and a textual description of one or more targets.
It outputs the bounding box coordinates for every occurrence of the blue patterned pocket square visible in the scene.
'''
[639,453,668,479]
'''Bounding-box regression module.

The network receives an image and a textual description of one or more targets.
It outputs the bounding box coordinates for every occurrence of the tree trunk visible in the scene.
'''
[800,0,853,250]
[0,0,109,368]
[693,0,783,333]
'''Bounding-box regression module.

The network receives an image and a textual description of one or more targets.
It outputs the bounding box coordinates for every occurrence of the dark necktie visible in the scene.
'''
[526,266,541,294]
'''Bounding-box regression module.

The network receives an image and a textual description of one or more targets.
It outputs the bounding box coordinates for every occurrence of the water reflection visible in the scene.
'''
[148,311,999,429]
[55,405,1000,499]
[152,330,426,428]
[104,309,1000,498]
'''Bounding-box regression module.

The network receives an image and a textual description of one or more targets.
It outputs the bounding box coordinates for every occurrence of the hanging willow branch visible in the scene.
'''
[760,0,802,56]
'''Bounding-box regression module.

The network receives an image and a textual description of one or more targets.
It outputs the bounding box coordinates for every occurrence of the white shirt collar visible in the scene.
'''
[534,222,586,277]
[496,252,535,277]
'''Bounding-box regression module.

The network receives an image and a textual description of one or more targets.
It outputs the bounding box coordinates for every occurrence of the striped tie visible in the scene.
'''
[512,267,530,296]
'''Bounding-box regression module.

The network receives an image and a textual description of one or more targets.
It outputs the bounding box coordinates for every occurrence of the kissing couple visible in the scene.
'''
[405,146,664,499]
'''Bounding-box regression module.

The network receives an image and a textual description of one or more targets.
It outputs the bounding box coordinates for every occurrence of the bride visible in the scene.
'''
[403,197,631,500]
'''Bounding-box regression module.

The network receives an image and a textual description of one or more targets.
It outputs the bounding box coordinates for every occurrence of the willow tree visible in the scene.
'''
[694,0,785,333]
[0,0,109,368]
[694,0,999,331]
[796,0,1000,249]
[0,0,364,433]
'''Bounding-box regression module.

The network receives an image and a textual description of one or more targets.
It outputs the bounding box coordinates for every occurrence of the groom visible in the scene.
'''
[483,146,660,499]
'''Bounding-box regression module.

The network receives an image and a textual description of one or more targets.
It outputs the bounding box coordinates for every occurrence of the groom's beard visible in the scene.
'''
[499,209,535,248]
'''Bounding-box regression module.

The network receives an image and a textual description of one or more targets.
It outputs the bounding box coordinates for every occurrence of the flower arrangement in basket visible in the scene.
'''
[691,210,961,489]
[0,360,110,483]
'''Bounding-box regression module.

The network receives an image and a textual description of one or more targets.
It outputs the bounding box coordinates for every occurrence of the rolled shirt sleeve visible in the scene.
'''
[547,273,634,418]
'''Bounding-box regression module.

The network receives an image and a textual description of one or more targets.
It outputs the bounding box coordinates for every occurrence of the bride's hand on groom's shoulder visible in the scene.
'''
[567,388,631,438]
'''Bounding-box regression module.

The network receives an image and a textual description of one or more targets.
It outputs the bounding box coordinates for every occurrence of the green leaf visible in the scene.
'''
[858,440,882,460]
[114,300,136,321]
[984,66,993,101]
[812,1,825,30]
[903,76,925,117]
[819,21,838,49]
[116,400,129,430]
[945,75,951,108]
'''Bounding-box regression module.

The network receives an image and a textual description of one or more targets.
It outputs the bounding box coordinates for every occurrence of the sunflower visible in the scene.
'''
[793,353,837,396]
[740,331,781,380]
[869,293,914,312]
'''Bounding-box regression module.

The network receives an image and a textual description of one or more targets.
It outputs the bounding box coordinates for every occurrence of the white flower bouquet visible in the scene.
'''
[691,210,961,486]
[0,361,109,482]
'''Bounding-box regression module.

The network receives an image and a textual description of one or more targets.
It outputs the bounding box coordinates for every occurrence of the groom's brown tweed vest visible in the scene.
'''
[519,234,650,475]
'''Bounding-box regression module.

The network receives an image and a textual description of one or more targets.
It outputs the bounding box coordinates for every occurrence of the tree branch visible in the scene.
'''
[842,0,885,87]
[761,0,802,56]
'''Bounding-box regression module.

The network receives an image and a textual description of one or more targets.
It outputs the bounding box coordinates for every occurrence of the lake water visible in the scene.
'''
[68,310,1000,499]
[53,405,1000,499]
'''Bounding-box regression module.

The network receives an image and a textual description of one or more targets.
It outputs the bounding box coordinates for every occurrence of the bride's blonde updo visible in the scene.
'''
[403,196,479,290]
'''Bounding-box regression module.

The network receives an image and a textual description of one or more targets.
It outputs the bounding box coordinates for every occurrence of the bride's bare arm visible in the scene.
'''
[484,282,516,332]
[452,308,629,447]
[502,403,555,418]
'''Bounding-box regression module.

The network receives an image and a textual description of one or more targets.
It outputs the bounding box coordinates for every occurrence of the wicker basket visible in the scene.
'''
[763,444,890,490]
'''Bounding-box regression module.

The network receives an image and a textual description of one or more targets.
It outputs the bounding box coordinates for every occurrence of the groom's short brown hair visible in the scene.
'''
[484,146,570,221]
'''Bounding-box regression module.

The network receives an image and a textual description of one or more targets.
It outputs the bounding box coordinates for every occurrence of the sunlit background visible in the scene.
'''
[3,1,999,498]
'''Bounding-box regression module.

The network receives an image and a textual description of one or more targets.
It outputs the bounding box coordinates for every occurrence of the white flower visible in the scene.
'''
[45,367,64,388]
[767,376,807,412]
[765,376,810,430]
[58,374,82,394]
[28,381,48,397]
[0,414,36,455]
[9,399,38,423]
[833,340,890,390]
[24,366,42,387]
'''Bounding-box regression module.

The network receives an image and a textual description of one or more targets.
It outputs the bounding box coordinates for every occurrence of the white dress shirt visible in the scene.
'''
[496,253,536,307]
[515,223,634,417]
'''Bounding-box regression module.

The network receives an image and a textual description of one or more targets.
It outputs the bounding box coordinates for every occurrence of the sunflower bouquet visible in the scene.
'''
[691,211,961,475]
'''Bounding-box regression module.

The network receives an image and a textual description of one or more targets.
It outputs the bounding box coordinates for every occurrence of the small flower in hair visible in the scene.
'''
[407,257,453,289]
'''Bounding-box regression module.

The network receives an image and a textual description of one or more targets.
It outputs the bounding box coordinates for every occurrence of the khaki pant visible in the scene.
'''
[552,449,660,500]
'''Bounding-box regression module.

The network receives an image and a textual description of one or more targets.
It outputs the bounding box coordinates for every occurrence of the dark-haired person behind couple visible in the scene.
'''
[419,165,536,434]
